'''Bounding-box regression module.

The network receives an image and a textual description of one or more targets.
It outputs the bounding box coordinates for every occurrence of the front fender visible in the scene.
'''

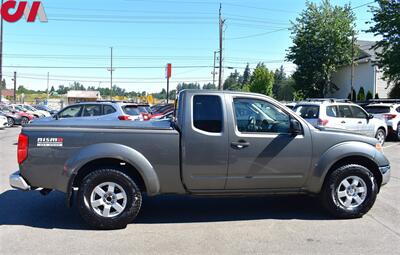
[306,141,382,193]
[63,143,160,196]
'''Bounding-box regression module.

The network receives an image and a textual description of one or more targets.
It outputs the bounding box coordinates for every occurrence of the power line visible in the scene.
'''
[226,28,289,40]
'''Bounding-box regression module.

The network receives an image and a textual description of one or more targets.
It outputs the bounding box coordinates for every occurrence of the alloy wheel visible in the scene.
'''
[336,176,367,209]
[90,182,127,218]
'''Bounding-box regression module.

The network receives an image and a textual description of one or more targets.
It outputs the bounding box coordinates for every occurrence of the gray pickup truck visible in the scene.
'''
[10,90,391,229]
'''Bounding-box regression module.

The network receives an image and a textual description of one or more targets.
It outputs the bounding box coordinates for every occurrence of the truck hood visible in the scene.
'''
[26,118,173,130]
[313,126,378,147]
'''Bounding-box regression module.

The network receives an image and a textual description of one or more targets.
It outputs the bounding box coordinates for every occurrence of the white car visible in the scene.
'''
[18,104,51,117]
[0,115,8,129]
[293,99,388,145]
[364,102,400,141]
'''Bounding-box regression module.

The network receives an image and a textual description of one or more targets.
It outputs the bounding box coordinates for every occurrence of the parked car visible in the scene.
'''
[0,114,7,129]
[35,102,144,122]
[14,104,49,118]
[10,90,390,229]
[293,99,388,145]
[33,105,58,115]
[0,110,23,127]
[364,102,400,140]
[0,106,32,125]
[150,103,175,120]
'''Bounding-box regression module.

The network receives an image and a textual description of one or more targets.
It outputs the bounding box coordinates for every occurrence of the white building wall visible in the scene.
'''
[330,60,375,99]
[375,68,391,98]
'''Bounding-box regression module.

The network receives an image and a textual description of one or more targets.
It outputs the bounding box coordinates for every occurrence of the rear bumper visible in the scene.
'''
[379,165,391,186]
[9,171,31,191]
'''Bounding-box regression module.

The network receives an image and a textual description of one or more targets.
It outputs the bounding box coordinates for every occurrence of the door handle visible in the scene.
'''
[231,140,250,149]
[341,121,346,124]
[358,121,362,124]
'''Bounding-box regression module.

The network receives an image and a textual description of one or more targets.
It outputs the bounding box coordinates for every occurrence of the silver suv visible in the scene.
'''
[293,99,388,145]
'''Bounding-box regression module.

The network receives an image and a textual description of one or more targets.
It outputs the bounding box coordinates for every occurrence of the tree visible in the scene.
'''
[202,83,217,90]
[368,0,400,98]
[241,63,251,87]
[50,86,55,93]
[1,79,6,89]
[272,65,285,99]
[287,0,356,98]
[249,65,274,96]
[375,93,380,99]
[357,87,365,101]
[223,70,241,91]
[366,90,373,100]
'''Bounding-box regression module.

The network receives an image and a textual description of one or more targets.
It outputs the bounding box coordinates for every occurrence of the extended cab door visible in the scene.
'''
[226,95,312,190]
[180,93,229,190]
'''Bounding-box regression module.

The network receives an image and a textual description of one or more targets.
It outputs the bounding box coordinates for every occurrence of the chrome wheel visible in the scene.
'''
[336,176,367,209]
[90,182,127,218]
[375,130,385,145]
[6,117,14,127]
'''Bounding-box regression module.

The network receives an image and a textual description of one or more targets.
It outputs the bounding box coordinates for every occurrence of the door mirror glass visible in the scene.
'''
[289,118,302,135]
[368,114,374,119]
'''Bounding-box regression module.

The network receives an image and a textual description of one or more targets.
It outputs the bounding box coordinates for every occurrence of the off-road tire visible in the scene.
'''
[77,169,142,230]
[321,164,378,219]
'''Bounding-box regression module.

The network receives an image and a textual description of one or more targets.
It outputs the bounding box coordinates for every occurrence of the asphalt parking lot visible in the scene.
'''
[0,127,399,254]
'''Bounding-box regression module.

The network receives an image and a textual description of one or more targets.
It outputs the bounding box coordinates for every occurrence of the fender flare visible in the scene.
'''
[64,143,160,206]
[306,141,381,193]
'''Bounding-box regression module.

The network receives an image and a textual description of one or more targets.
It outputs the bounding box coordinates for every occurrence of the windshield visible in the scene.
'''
[364,106,391,114]
[15,106,26,111]
[294,105,320,119]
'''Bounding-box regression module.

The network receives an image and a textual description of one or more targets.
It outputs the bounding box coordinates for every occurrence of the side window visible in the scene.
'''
[58,105,83,118]
[103,105,116,115]
[193,95,223,133]
[326,106,338,117]
[82,105,102,117]
[233,98,290,133]
[351,105,367,119]
[338,105,353,118]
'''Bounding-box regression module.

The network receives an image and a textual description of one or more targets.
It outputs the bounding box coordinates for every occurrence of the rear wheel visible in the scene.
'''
[375,128,386,145]
[21,117,29,125]
[397,124,400,141]
[77,169,142,230]
[6,117,14,127]
[321,164,378,219]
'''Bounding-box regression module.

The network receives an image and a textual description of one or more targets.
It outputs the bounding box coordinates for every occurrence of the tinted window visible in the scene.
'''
[326,106,338,117]
[82,105,102,117]
[294,105,319,119]
[351,106,367,119]
[339,105,353,118]
[364,106,391,114]
[103,105,116,115]
[234,98,290,133]
[138,106,148,113]
[193,95,223,133]
[59,105,83,118]
[123,105,140,116]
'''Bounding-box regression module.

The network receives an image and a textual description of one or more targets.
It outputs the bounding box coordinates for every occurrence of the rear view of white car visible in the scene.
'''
[364,102,400,141]
[0,115,7,129]
[293,99,388,145]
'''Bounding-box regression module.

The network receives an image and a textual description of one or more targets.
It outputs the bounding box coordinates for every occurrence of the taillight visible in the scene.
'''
[17,133,28,164]
[118,115,132,121]
[317,118,329,126]
[384,114,397,120]
[143,114,150,121]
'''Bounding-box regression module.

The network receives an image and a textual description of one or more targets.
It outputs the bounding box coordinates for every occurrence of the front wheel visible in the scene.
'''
[20,117,29,125]
[396,124,400,141]
[77,169,142,230]
[6,117,14,127]
[321,164,378,219]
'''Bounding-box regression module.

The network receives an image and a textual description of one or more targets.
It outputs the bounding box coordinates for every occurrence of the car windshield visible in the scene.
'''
[364,106,391,114]
[294,105,320,119]
[123,105,140,116]
[15,106,26,111]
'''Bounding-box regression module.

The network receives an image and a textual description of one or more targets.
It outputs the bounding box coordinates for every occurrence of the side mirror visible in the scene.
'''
[368,114,374,119]
[289,118,302,135]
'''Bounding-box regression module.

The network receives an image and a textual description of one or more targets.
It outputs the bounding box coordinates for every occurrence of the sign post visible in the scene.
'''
[165,63,172,103]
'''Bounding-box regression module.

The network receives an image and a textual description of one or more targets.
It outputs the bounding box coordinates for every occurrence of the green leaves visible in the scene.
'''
[287,0,356,98]
[249,64,274,96]
[368,0,400,98]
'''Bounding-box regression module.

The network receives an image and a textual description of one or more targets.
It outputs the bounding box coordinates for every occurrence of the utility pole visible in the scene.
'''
[46,72,49,101]
[218,3,225,90]
[350,32,355,101]
[107,47,114,100]
[212,50,218,87]
[0,0,4,102]
[13,71,16,103]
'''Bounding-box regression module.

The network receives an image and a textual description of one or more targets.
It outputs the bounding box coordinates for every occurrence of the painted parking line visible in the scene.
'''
[383,143,399,149]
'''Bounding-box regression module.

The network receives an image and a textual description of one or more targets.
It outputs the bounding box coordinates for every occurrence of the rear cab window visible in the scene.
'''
[193,95,223,133]
[294,105,320,119]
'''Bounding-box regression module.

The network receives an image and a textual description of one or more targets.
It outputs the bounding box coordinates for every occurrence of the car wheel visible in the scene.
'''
[375,129,386,146]
[20,117,29,125]
[77,169,142,230]
[321,164,378,219]
[397,124,400,141]
[6,117,14,127]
